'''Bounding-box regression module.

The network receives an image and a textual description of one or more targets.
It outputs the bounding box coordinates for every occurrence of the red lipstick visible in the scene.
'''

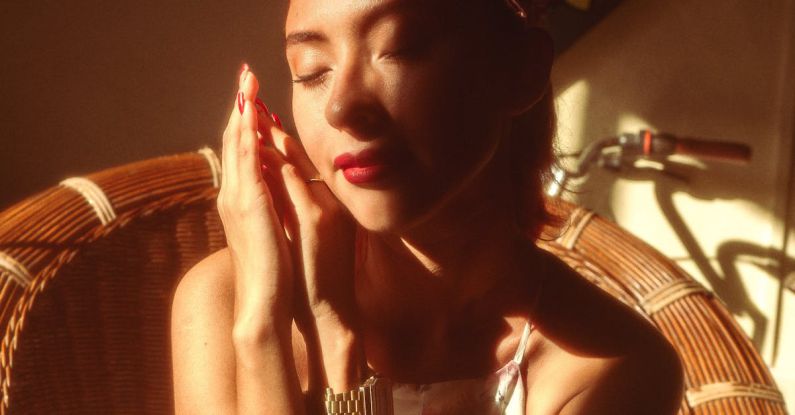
[333,148,398,185]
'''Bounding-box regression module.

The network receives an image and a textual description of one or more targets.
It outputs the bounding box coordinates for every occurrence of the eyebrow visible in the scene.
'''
[285,30,328,48]
[284,0,422,49]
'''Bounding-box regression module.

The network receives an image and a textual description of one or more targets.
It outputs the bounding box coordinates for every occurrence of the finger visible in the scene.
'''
[237,96,264,188]
[280,162,320,225]
[221,91,243,196]
[259,147,298,240]
[255,107,319,180]
[259,144,325,249]
[255,97,270,118]
[236,69,262,188]
[271,124,339,207]
[220,63,251,193]
[255,111,342,212]
[240,66,260,101]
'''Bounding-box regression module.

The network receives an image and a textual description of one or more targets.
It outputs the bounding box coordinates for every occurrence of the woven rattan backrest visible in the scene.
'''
[0,151,223,414]
[538,203,788,414]
[0,151,788,414]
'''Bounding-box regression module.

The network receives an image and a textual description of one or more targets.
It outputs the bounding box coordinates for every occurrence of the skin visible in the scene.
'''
[170,0,685,414]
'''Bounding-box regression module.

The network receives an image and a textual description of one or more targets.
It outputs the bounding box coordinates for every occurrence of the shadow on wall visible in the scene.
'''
[652,166,789,360]
[565,156,793,359]
[551,0,793,357]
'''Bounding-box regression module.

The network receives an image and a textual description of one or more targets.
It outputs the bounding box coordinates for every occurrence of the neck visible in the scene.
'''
[356,140,543,317]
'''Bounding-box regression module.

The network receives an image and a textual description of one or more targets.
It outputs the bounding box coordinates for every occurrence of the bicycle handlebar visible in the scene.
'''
[621,130,752,164]
[674,137,751,163]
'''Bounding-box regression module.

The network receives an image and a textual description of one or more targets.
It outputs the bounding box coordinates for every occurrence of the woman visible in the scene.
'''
[171,0,684,413]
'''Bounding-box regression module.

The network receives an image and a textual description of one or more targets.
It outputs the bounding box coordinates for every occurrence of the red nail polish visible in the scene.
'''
[255,98,270,115]
[271,113,282,128]
[237,92,245,114]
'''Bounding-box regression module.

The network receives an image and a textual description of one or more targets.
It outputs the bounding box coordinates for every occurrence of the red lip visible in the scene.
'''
[333,147,404,185]
[333,148,388,170]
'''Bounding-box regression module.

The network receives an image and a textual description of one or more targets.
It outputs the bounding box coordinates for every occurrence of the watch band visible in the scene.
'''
[324,389,366,415]
[324,376,393,415]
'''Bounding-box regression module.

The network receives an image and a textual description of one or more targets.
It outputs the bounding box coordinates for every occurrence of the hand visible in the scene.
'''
[248,68,361,389]
[248,74,359,332]
[217,65,294,332]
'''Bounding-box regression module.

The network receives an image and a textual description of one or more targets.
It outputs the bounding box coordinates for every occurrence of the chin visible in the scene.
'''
[338,187,421,234]
[345,196,408,234]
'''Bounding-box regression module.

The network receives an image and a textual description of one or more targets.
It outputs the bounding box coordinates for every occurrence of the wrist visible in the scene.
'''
[314,319,362,391]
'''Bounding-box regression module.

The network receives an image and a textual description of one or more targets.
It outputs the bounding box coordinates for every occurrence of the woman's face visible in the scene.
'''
[285,0,515,232]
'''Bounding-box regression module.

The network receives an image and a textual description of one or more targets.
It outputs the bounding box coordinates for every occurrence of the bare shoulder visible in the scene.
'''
[171,249,235,350]
[525,250,684,415]
[171,249,311,414]
[171,249,237,414]
[173,248,235,308]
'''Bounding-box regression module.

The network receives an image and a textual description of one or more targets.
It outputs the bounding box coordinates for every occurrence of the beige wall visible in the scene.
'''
[552,0,795,406]
[0,0,292,210]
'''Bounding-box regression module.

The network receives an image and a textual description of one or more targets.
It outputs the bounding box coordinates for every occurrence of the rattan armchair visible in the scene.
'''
[0,150,787,414]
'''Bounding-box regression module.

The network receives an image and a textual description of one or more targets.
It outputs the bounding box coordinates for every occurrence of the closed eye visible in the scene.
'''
[292,70,331,88]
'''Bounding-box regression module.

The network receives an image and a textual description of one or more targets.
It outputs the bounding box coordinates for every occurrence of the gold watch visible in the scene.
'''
[324,375,393,415]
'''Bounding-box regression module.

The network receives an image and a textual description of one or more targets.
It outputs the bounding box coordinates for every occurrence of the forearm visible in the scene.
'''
[298,312,364,411]
[233,321,305,415]
[232,259,303,415]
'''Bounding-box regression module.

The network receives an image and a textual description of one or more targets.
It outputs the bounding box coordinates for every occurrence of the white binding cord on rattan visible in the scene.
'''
[198,147,222,189]
[686,382,785,407]
[0,251,32,288]
[639,279,710,315]
[60,177,117,226]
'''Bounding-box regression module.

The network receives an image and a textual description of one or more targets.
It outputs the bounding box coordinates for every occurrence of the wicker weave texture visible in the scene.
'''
[0,151,788,414]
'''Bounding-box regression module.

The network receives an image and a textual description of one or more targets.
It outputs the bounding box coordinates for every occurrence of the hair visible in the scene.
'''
[511,88,557,241]
[477,0,559,241]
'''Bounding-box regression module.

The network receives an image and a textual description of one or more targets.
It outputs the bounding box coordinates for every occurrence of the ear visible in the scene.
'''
[506,28,553,116]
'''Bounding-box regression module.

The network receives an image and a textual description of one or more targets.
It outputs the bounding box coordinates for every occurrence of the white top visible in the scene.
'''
[390,322,534,415]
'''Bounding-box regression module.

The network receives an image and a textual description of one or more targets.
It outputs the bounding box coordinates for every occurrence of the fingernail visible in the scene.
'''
[240,63,249,82]
[237,92,245,114]
[255,98,270,115]
[271,113,282,128]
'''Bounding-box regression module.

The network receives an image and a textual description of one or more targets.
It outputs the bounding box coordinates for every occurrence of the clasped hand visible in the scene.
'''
[217,65,358,341]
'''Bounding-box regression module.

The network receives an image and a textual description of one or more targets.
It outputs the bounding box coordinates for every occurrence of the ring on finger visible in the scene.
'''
[305,177,324,184]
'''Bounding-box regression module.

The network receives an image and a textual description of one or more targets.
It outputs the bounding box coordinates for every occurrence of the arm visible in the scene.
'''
[171,249,308,415]
[172,66,306,415]
[172,66,362,414]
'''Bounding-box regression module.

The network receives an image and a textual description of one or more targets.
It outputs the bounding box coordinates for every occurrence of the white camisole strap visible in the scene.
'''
[512,322,534,366]
[494,321,535,413]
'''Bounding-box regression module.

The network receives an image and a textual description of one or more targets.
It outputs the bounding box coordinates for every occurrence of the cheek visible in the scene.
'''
[390,61,500,179]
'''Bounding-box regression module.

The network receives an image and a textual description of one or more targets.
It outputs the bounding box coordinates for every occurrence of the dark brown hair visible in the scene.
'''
[479,0,558,240]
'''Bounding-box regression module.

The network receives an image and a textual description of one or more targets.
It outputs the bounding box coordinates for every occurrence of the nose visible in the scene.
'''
[324,61,388,139]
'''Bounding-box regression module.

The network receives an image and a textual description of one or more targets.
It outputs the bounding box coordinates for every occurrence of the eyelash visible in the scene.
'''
[292,48,413,89]
[292,70,330,89]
